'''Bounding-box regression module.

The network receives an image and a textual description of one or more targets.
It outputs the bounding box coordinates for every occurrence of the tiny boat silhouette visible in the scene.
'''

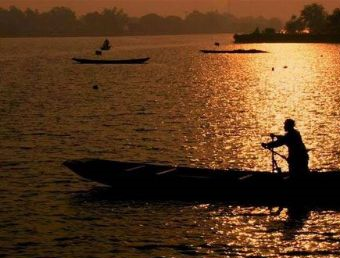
[200,49,268,54]
[72,57,150,64]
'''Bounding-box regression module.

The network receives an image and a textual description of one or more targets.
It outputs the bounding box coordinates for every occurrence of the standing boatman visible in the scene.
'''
[261,119,310,177]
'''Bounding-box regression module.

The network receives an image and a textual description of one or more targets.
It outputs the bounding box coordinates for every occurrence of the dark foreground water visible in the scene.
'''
[1,34,340,257]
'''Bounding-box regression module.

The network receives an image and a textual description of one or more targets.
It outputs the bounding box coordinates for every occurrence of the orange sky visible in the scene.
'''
[1,0,339,20]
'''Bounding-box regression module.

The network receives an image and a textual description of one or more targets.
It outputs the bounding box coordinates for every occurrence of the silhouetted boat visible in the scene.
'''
[200,49,268,54]
[64,159,340,204]
[72,57,150,64]
[234,33,340,43]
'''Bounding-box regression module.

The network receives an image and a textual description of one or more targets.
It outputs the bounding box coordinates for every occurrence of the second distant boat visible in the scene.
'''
[200,49,268,54]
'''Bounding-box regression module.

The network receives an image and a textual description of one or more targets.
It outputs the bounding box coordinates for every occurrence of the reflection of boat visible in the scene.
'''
[64,159,340,204]
[72,57,150,64]
[200,49,268,54]
[100,38,111,51]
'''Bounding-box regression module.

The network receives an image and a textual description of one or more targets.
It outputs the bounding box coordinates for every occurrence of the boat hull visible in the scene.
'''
[63,159,340,204]
[200,49,268,54]
[72,57,150,64]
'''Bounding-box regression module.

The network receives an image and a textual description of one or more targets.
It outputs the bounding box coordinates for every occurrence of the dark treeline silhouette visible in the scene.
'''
[0,6,282,37]
[234,3,340,43]
[285,3,340,34]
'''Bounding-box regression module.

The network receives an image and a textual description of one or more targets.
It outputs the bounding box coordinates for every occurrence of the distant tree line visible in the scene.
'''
[285,3,340,34]
[234,3,340,43]
[0,6,282,37]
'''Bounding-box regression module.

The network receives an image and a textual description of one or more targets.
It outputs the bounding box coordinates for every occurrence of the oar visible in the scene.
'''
[262,143,287,174]
[270,135,275,173]
[268,148,287,161]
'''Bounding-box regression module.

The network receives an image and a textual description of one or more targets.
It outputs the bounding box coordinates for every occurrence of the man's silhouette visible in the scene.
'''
[262,119,309,177]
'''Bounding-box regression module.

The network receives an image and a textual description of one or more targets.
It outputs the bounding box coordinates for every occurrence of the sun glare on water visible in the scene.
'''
[184,43,340,172]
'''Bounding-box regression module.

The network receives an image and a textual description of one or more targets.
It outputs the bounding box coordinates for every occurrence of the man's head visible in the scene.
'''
[284,118,295,132]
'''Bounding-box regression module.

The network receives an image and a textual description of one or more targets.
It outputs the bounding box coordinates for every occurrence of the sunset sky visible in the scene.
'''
[0,0,339,20]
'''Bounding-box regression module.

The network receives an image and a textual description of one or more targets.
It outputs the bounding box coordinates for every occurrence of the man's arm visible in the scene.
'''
[262,135,286,149]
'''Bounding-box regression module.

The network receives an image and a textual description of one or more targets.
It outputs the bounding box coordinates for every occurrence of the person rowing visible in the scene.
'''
[261,119,310,178]
[101,38,111,51]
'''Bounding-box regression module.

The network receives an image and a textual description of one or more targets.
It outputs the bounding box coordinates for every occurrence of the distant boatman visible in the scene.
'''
[261,119,309,177]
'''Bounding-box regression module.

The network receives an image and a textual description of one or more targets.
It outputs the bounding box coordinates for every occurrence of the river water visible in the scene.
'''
[1,34,340,257]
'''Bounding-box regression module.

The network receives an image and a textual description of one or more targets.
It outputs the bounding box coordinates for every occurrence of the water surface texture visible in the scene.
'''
[1,34,340,257]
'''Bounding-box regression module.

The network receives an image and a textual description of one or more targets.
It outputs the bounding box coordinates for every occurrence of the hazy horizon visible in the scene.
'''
[1,0,339,20]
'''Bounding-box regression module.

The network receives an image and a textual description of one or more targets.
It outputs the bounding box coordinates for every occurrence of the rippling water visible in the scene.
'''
[1,34,340,257]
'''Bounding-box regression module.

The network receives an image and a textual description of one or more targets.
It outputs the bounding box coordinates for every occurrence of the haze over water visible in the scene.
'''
[1,34,340,257]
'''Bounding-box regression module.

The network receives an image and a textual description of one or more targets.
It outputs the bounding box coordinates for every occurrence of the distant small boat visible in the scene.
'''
[200,49,268,54]
[100,39,111,51]
[72,57,150,64]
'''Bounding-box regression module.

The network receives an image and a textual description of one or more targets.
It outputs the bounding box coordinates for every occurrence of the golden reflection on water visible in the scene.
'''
[186,44,340,171]
[2,36,340,258]
[191,204,340,257]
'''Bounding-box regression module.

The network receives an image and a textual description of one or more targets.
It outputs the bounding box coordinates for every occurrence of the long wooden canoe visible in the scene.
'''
[63,159,340,204]
[72,57,150,64]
